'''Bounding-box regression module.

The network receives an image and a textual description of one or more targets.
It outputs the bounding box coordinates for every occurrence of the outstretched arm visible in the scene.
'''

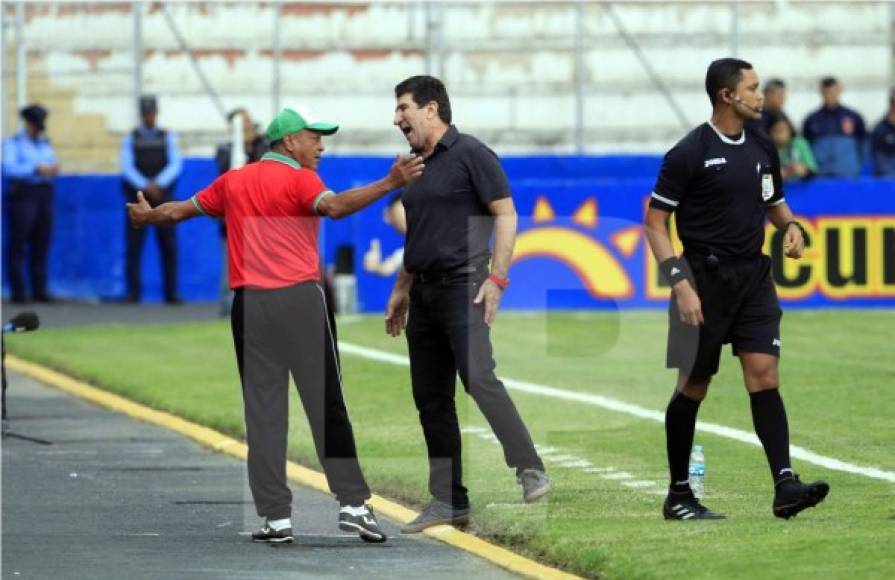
[126,191,201,227]
[316,154,423,219]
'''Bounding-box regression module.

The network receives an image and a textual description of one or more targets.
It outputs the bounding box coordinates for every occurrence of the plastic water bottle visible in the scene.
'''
[689,445,705,499]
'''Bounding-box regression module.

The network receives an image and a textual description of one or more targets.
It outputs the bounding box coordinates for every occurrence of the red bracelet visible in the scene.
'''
[488,274,510,290]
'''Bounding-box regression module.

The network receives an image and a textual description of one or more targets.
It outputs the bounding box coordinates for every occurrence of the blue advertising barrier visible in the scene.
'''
[354,173,895,311]
[4,156,894,308]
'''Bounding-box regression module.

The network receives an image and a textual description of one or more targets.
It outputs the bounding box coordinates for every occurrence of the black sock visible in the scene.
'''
[666,391,701,492]
[749,389,793,483]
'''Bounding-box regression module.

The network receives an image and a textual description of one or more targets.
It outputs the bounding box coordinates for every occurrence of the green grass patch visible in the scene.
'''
[7,310,895,579]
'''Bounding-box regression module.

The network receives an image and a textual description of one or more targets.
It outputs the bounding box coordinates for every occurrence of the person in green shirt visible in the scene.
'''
[768,113,817,180]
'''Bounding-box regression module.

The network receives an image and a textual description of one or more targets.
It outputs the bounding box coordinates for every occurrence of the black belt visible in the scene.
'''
[413,263,487,284]
[7,180,52,194]
[684,250,762,271]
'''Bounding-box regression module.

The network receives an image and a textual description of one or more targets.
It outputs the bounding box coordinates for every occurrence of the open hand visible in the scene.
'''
[388,154,424,188]
[385,288,410,337]
[473,279,503,326]
[126,190,152,227]
[674,281,703,326]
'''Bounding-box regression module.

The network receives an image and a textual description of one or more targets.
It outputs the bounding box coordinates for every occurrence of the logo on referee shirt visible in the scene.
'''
[761,174,774,201]
[704,157,727,168]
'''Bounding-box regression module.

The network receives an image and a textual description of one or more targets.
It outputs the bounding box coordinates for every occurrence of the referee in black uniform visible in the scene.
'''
[384,76,549,533]
[644,58,830,521]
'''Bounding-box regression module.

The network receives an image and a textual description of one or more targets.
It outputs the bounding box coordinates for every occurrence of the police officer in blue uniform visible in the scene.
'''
[3,104,58,303]
[870,88,895,176]
[120,95,183,303]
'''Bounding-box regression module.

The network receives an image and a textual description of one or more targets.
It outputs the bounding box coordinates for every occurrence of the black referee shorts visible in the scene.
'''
[667,254,782,378]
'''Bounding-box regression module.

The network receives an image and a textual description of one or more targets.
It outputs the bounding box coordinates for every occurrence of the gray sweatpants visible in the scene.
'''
[231,281,370,519]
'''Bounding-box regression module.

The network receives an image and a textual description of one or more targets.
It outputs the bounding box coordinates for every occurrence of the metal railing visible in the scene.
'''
[2,1,892,154]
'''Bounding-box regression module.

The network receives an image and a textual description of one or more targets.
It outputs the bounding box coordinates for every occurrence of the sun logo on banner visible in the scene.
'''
[512,196,639,299]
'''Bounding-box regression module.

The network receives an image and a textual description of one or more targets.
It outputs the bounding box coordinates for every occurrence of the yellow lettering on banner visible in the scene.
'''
[763,218,818,300]
[640,204,895,302]
[816,217,874,299]
[645,213,683,300]
[871,218,895,296]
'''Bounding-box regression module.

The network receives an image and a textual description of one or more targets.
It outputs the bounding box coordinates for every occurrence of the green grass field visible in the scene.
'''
[7,310,895,579]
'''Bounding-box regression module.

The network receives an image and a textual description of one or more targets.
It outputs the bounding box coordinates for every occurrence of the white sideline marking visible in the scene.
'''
[622,480,658,489]
[584,467,616,473]
[547,454,580,463]
[558,460,593,469]
[462,427,664,498]
[340,341,895,484]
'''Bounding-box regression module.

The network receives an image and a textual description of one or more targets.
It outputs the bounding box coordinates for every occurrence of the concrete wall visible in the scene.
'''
[4,1,893,171]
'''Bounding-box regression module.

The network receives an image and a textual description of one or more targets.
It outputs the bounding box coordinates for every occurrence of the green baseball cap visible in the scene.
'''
[265,107,339,141]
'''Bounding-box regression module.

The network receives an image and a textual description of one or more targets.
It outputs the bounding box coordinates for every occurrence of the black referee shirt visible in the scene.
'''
[402,125,511,273]
[650,122,785,258]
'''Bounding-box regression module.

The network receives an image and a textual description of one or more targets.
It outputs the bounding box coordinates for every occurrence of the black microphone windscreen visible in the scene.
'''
[10,312,39,331]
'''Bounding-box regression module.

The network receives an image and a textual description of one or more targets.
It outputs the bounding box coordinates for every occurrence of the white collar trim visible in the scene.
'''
[708,120,745,145]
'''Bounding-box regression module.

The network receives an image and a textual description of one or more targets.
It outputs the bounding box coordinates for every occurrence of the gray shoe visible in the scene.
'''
[518,468,551,503]
[400,500,470,534]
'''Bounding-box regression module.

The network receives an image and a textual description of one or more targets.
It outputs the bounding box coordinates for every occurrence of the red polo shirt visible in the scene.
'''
[192,152,334,289]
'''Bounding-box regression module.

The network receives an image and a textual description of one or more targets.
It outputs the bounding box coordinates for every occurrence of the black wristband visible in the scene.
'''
[784,220,808,240]
[659,257,691,288]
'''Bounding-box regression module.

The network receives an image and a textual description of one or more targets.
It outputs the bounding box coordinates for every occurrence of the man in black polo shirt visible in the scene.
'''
[384,75,549,533]
[645,58,830,521]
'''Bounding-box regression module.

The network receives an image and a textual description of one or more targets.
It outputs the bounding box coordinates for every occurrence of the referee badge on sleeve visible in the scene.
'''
[761,173,774,201]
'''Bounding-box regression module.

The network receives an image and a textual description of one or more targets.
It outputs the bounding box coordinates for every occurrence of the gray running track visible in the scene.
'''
[1,301,518,579]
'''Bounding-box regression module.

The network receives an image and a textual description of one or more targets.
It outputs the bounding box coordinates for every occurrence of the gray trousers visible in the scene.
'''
[231,281,370,519]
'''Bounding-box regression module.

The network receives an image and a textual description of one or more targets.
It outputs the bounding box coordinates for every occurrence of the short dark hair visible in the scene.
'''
[820,77,839,90]
[705,58,753,106]
[765,111,793,135]
[764,78,786,92]
[394,75,452,124]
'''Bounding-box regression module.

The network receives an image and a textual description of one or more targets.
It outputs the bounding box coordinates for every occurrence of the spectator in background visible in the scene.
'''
[121,95,183,304]
[768,113,817,181]
[3,104,58,303]
[214,108,268,175]
[759,78,795,136]
[870,88,895,177]
[363,193,407,276]
[214,109,268,315]
[802,77,867,177]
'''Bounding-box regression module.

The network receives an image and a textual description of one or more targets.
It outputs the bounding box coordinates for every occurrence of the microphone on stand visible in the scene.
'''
[3,311,51,444]
[2,312,39,334]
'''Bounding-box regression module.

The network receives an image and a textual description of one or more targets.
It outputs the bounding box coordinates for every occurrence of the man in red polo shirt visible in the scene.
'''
[127,107,423,544]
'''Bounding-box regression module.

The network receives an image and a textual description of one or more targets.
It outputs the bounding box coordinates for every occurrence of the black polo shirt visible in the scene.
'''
[649,122,785,258]
[402,125,510,273]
